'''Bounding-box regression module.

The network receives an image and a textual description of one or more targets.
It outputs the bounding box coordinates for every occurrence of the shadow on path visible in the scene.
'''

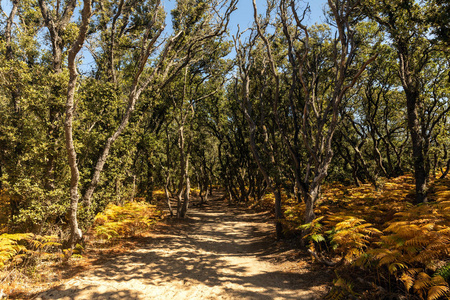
[36,191,331,300]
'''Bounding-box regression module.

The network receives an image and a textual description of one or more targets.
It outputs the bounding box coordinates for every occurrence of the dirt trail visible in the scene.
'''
[35,193,330,299]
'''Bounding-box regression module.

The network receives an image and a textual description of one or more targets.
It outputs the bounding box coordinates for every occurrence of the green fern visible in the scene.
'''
[435,261,450,281]
[299,216,325,252]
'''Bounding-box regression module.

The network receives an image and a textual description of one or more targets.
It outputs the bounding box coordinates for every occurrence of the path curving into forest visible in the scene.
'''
[35,192,330,300]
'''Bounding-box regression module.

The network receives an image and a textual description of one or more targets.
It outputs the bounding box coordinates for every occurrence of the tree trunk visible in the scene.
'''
[273,188,284,240]
[164,173,174,217]
[303,179,322,224]
[176,126,186,218]
[179,156,190,218]
[440,145,450,179]
[5,0,19,61]
[405,89,428,204]
[82,92,140,207]
[64,0,92,251]
[82,7,166,207]
[440,159,450,179]
[39,0,76,191]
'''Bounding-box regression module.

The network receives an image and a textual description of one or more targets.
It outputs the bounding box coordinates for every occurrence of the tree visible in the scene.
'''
[38,0,80,190]
[335,31,408,186]
[364,0,450,204]
[65,0,92,249]
[234,25,286,239]
[247,0,377,226]
[155,30,232,217]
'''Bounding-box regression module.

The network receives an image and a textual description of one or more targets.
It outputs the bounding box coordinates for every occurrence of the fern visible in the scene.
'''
[324,274,359,300]
[0,233,33,269]
[427,280,450,300]
[299,216,325,252]
[400,268,419,291]
[326,217,381,263]
[282,175,450,299]
[94,225,119,240]
[411,273,450,300]
[363,189,450,299]
[92,201,162,241]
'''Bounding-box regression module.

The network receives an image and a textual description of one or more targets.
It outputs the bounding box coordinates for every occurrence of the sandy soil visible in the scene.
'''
[35,193,331,300]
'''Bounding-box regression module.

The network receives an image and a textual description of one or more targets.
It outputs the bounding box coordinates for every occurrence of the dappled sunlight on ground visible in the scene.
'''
[35,192,330,300]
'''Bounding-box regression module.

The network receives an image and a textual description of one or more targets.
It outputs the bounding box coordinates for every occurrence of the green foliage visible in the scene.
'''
[299,216,325,252]
[8,182,68,232]
[435,262,450,282]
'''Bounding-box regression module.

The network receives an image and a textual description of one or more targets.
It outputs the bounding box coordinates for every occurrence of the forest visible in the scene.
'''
[0,0,449,299]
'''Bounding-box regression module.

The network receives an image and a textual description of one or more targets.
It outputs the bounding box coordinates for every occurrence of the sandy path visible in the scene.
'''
[35,195,329,300]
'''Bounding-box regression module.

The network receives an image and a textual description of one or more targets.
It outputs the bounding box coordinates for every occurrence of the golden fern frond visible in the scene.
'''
[370,248,396,260]
[427,276,450,300]
[405,235,434,248]
[388,262,408,274]
[400,271,415,291]
[427,285,450,300]
[41,241,62,248]
[29,239,43,249]
[92,201,162,241]
[335,217,364,231]
[0,233,33,242]
[437,227,450,235]
[386,223,424,239]
[414,245,450,263]
[0,233,33,269]
[329,217,381,261]
[413,272,432,292]
[380,234,405,247]
[374,249,403,266]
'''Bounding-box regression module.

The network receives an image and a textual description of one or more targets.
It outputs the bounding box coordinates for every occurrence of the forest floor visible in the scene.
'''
[33,190,331,300]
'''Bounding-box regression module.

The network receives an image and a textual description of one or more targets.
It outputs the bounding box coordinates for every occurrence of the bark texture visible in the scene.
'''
[64,0,92,249]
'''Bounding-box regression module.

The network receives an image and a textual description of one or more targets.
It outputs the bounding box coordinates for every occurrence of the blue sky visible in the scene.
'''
[162,0,328,31]
[1,0,329,70]
[1,0,328,29]
[157,0,328,63]
[230,0,328,29]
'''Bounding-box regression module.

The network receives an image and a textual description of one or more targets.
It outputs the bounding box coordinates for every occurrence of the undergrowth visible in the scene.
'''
[92,201,163,243]
[0,196,163,298]
[283,175,450,300]
[1,179,448,299]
